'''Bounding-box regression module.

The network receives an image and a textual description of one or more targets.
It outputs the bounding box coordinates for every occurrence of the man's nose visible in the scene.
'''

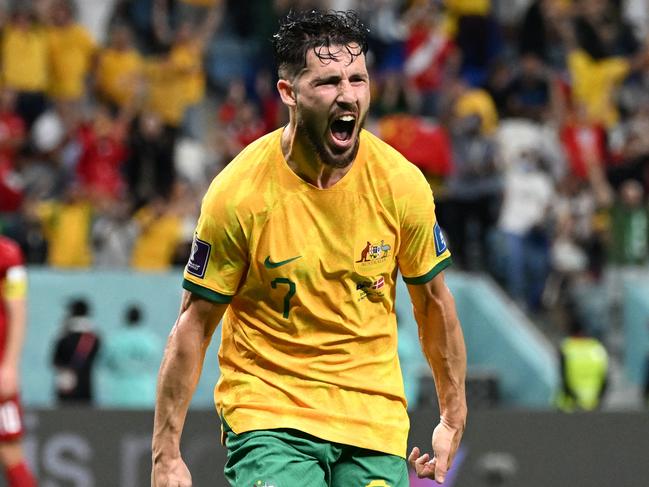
[337,79,357,105]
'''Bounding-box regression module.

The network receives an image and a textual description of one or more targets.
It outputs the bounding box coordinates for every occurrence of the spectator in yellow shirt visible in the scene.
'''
[451,79,499,135]
[152,0,222,139]
[130,198,183,272]
[95,24,143,111]
[1,5,49,127]
[556,9,645,128]
[34,185,93,269]
[46,0,97,103]
[141,58,185,129]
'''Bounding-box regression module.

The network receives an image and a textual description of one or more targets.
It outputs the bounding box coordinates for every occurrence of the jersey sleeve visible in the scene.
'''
[182,182,248,303]
[1,240,26,300]
[397,173,452,284]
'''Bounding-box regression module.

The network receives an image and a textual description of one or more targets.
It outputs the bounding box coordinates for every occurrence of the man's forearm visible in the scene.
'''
[152,293,223,460]
[152,319,205,459]
[4,298,26,368]
[411,281,467,425]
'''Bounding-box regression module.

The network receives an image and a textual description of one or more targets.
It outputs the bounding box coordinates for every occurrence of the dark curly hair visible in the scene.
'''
[272,9,370,80]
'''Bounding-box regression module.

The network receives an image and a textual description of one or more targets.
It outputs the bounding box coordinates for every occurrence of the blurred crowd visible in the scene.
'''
[1,0,649,322]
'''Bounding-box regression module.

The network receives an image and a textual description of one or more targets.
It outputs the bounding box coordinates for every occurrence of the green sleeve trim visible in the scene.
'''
[402,257,453,285]
[182,279,233,304]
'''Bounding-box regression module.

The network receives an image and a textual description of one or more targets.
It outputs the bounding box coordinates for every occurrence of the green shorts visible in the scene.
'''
[223,422,408,487]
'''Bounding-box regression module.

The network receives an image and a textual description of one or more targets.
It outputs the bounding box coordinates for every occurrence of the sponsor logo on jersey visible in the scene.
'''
[355,276,385,301]
[186,234,211,278]
[433,222,448,256]
[254,480,276,487]
[264,255,302,269]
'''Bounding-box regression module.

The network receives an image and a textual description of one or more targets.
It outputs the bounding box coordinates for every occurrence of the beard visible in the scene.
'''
[297,112,365,169]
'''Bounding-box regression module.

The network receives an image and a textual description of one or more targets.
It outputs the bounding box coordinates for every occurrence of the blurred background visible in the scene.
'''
[1,0,649,485]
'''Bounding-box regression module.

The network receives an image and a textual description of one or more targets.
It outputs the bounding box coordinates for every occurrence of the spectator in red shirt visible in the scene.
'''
[76,104,128,200]
[403,2,458,117]
[560,103,607,181]
[0,89,26,167]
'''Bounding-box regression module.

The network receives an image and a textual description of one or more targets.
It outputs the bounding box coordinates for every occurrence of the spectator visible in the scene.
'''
[130,197,184,271]
[95,24,144,111]
[254,69,283,133]
[0,89,26,167]
[519,0,573,68]
[1,4,49,128]
[559,103,608,181]
[378,114,453,186]
[496,148,554,310]
[141,55,185,132]
[46,0,97,104]
[33,185,94,268]
[483,58,513,118]
[0,88,26,213]
[52,298,101,405]
[125,111,176,206]
[0,164,23,214]
[607,99,649,189]
[555,301,609,412]
[445,0,499,86]
[440,79,502,270]
[92,199,138,269]
[574,0,639,60]
[503,53,552,122]
[372,69,417,118]
[452,78,499,135]
[403,0,458,117]
[559,10,646,128]
[75,104,128,200]
[153,0,223,140]
[217,77,248,125]
[100,304,163,407]
[227,101,267,155]
[609,179,649,266]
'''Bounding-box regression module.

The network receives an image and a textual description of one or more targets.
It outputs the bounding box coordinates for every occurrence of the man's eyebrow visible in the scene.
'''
[312,74,341,84]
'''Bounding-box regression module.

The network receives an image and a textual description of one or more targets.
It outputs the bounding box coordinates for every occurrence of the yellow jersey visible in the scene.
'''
[96,47,143,107]
[38,201,93,268]
[1,25,49,92]
[47,24,96,100]
[183,128,452,458]
[568,49,630,127]
[131,207,183,271]
[143,59,185,126]
[169,41,205,106]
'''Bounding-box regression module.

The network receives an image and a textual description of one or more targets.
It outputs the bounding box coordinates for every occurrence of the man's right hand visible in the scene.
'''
[151,457,192,487]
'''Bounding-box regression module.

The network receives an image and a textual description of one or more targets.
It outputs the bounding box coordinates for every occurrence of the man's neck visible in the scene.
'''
[281,122,352,189]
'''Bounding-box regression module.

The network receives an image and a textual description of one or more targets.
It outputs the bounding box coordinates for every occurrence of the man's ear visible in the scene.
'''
[277,78,297,107]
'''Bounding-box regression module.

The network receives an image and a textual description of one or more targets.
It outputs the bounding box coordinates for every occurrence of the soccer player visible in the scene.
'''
[0,236,36,486]
[152,10,466,487]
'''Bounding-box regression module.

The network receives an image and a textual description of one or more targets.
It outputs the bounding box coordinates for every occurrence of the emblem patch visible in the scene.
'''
[356,240,391,264]
[186,234,211,278]
[433,222,447,256]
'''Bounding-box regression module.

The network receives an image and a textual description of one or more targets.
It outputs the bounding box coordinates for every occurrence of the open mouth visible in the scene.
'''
[330,115,356,144]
